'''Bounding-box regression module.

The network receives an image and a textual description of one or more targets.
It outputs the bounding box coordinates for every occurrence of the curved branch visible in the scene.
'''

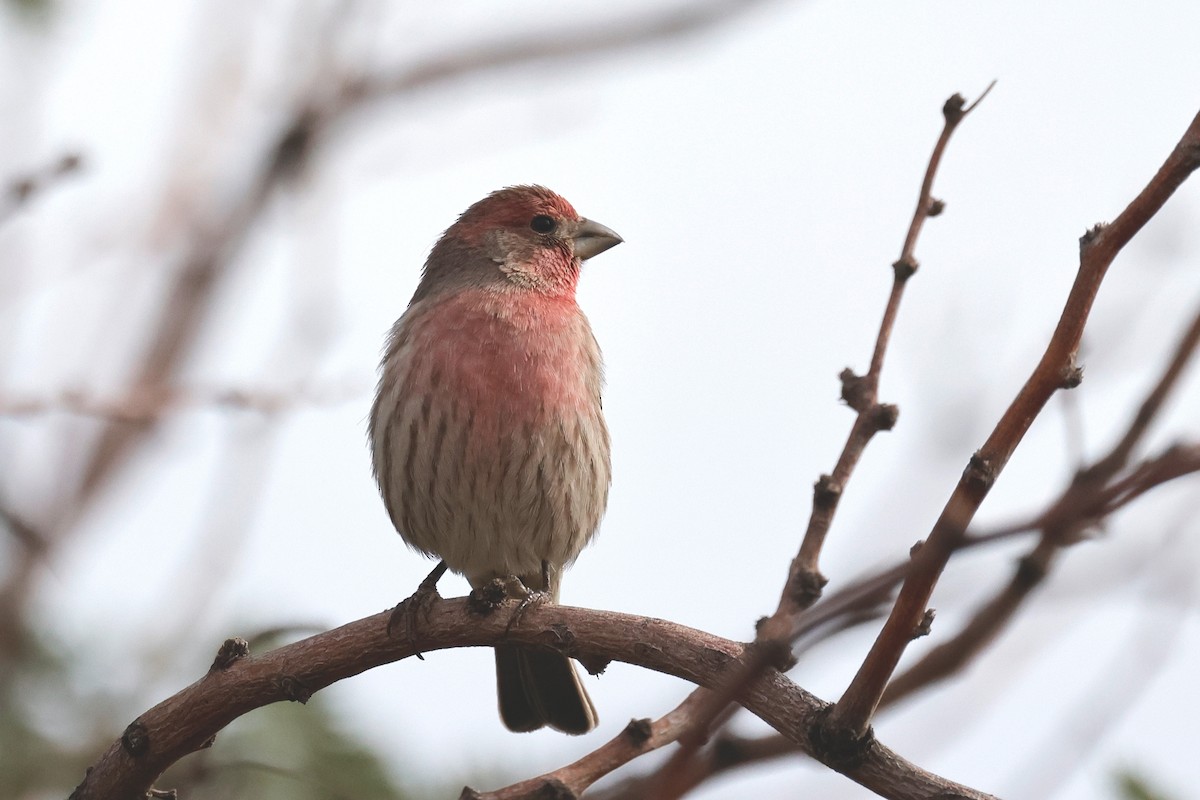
[71,597,995,800]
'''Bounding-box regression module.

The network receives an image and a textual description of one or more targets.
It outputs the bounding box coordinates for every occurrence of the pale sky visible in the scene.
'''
[3,1,1200,798]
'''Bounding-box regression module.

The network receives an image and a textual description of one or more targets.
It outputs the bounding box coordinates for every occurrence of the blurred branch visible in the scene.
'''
[0,506,49,658]
[47,0,789,534]
[71,596,997,800]
[0,152,82,225]
[0,504,47,554]
[69,144,290,508]
[0,382,363,422]
[1007,524,1196,798]
[826,105,1200,743]
[1084,297,1200,479]
[347,0,789,112]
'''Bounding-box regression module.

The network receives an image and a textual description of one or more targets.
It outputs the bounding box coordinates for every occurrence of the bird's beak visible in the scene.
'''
[570,218,623,261]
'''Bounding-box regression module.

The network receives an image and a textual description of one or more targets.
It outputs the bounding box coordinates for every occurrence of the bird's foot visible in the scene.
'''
[504,579,552,637]
[387,561,448,660]
[467,578,510,615]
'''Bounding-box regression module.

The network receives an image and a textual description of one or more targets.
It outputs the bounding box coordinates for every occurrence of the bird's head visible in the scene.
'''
[417,185,622,301]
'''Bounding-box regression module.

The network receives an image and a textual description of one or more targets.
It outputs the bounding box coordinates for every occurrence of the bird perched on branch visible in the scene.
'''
[369,185,622,734]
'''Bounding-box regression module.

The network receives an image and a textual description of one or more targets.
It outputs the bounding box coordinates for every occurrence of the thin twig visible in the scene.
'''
[1008,520,1197,799]
[0,153,83,225]
[769,82,996,625]
[0,383,363,422]
[470,692,714,800]
[644,86,997,798]
[1085,299,1200,480]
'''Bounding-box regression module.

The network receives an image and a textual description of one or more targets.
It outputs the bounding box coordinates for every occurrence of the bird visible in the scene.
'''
[368,185,622,734]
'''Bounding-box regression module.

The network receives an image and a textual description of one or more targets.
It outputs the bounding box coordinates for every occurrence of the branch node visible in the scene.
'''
[810,705,876,771]
[472,780,571,800]
[872,403,900,432]
[913,608,936,640]
[927,197,946,217]
[270,108,319,181]
[209,637,250,671]
[909,539,925,557]
[275,675,312,704]
[623,717,653,746]
[891,256,919,282]
[748,637,798,672]
[1059,358,1084,389]
[121,720,150,757]
[10,178,34,202]
[813,473,842,509]
[700,646,737,671]
[942,93,968,124]
[1079,222,1107,253]
[1014,555,1047,588]
[786,568,829,609]
[148,789,178,799]
[839,369,874,412]
[576,651,612,677]
[965,451,996,489]
[544,623,577,651]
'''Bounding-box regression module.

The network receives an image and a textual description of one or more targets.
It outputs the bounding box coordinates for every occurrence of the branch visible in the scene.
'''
[0,152,83,225]
[881,292,1200,706]
[766,83,995,624]
[71,597,997,800]
[1084,298,1200,480]
[344,0,787,114]
[0,383,363,422]
[468,691,715,800]
[826,106,1200,740]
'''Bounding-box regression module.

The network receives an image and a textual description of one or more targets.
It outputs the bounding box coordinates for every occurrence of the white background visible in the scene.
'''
[3,1,1199,798]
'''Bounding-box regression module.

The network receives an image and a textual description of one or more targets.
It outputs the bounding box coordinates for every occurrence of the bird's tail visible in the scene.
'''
[495,645,597,734]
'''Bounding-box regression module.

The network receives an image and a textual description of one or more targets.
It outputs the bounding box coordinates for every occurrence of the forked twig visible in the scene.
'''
[569,108,1200,800]
[826,107,1200,743]
[768,81,996,625]
[647,85,996,798]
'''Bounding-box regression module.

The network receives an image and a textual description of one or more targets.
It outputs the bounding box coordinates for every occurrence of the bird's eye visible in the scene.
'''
[530,215,557,234]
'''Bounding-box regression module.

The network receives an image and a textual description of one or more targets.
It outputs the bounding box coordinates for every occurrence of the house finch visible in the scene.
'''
[369,185,621,734]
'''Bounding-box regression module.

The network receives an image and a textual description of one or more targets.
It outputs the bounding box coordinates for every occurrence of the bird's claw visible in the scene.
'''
[505,582,551,636]
[388,562,448,660]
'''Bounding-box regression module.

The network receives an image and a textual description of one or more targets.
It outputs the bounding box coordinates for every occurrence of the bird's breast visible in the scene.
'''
[401,291,603,431]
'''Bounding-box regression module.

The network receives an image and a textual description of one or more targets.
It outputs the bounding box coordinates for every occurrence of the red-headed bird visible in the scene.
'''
[369,186,621,734]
